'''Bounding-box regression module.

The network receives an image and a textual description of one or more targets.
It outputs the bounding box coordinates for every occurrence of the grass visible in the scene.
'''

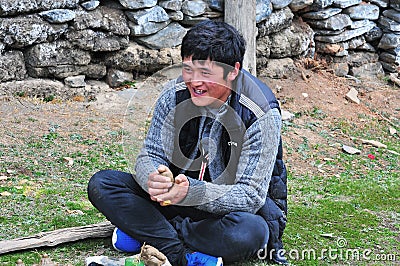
[0,99,399,266]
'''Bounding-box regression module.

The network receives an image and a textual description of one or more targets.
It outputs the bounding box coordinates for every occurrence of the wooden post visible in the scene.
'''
[224,0,257,76]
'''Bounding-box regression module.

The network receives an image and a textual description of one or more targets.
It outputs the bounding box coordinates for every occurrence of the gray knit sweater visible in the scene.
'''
[135,78,282,215]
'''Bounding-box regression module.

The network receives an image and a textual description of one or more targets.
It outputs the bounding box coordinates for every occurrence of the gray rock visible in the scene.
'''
[315,36,365,54]
[0,41,5,54]
[380,61,399,73]
[81,0,100,11]
[256,0,273,23]
[343,3,379,20]
[311,0,334,8]
[356,43,376,52]
[25,41,91,67]
[306,14,352,30]
[128,20,170,36]
[315,35,366,54]
[351,19,374,29]
[167,10,184,21]
[257,7,294,37]
[366,0,388,8]
[332,62,349,76]
[104,42,181,72]
[314,21,374,43]
[28,64,106,79]
[118,0,157,9]
[271,0,292,9]
[302,8,342,20]
[391,1,400,11]
[0,0,79,16]
[206,0,223,11]
[378,17,400,32]
[348,52,378,66]
[106,69,133,87]
[180,15,209,26]
[315,42,346,54]
[182,0,208,17]
[379,52,400,65]
[65,29,129,51]
[334,51,378,66]
[74,6,130,36]
[333,0,362,8]
[0,51,27,82]
[0,16,67,48]
[378,33,400,49]
[289,0,313,12]
[383,9,400,23]
[259,58,296,79]
[350,62,385,78]
[159,0,183,11]
[266,18,314,58]
[39,9,76,23]
[83,64,107,79]
[64,75,86,87]
[364,26,383,42]
[314,28,345,35]
[256,41,271,66]
[0,78,66,99]
[342,144,361,154]
[136,22,187,49]
[385,47,400,56]
[347,35,366,49]
[281,109,296,121]
[125,6,169,24]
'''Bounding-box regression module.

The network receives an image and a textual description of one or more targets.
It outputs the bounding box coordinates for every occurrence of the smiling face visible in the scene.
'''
[182,57,240,108]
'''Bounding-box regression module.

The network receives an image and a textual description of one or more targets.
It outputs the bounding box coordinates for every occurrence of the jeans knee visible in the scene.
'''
[221,212,269,260]
[87,169,115,202]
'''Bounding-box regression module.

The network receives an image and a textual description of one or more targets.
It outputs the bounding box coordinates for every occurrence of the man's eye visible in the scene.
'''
[184,67,192,73]
[202,71,211,76]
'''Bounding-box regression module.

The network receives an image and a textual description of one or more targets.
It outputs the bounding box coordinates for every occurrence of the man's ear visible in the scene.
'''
[227,62,240,81]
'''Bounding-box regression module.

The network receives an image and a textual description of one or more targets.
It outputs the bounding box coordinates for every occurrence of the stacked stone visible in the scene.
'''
[294,0,398,76]
[256,0,315,77]
[0,0,280,92]
[377,2,400,73]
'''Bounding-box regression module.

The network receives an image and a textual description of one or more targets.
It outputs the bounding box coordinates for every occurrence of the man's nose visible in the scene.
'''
[191,71,204,86]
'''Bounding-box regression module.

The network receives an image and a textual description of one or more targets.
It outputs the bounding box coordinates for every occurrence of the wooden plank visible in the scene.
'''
[224,0,257,76]
[0,221,115,254]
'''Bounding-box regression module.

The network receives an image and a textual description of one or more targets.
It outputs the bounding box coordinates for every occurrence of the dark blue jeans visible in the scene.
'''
[88,170,269,266]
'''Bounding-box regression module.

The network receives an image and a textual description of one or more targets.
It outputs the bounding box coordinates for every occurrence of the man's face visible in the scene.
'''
[182,57,236,108]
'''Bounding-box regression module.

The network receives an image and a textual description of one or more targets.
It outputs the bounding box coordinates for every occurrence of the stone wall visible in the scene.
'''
[0,0,398,99]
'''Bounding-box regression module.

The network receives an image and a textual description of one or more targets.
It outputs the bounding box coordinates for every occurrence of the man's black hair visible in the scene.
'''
[181,20,246,78]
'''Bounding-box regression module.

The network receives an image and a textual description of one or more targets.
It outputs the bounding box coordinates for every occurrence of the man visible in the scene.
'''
[88,21,288,266]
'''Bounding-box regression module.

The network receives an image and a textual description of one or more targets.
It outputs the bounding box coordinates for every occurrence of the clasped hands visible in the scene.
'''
[147,165,189,206]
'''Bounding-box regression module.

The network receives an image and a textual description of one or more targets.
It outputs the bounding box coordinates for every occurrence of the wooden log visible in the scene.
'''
[0,221,115,255]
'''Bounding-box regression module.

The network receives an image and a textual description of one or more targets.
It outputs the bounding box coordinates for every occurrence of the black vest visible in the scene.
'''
[170,71,287,251]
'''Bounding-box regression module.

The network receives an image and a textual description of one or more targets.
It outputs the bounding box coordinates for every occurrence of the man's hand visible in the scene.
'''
[147,165,189,206]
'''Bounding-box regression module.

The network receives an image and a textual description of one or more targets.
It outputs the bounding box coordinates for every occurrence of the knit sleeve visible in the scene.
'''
[134,85,176,192]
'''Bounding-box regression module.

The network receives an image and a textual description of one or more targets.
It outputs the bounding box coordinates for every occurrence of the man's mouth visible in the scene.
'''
[193,88,206,95]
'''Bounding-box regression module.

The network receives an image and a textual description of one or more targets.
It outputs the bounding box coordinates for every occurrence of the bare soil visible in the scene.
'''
[1,58,399,182]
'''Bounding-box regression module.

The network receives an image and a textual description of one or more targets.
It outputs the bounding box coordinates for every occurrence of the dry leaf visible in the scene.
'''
[67,209,84,215]
[1,191,12,197]
[63,157,74,166]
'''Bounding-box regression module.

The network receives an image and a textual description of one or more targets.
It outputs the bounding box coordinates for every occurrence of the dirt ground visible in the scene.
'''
[261,59,399,176]
[1,58,399,181]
